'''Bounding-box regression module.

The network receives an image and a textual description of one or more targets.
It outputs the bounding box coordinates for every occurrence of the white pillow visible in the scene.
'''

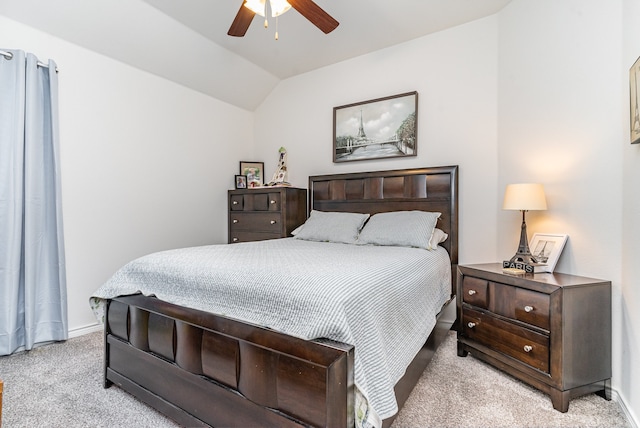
[292,210,370,244]
[429,228,448,250]
[357,210,442,249]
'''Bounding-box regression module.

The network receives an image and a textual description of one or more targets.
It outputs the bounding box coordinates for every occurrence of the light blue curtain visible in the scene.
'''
[0,49,68,356]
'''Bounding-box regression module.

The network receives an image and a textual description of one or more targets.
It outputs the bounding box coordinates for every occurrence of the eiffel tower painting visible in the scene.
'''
[333,91,418,162]
[356,110,367,140]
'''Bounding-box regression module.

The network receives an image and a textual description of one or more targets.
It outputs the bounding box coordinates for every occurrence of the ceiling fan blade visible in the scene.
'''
[288,0,339,34]
[228,1,255,37]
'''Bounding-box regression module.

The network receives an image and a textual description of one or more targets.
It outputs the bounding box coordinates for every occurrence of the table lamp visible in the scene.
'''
[503,183,547,267]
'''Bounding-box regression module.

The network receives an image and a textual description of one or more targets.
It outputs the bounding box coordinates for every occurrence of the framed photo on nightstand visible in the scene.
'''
[530,233,568,273]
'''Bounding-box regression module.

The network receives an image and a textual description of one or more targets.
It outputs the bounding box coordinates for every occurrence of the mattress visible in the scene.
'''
[91,238,451,423]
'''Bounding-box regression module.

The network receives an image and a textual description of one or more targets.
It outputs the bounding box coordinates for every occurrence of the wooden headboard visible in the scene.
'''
[309,166,459,295]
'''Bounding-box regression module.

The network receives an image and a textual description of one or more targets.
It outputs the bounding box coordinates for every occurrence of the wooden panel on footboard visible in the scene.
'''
[105,295,354,428]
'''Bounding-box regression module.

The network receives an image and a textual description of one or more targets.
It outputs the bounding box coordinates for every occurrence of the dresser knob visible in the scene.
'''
[233,219,238,223]
[232,201,239,205]
[524,305,534,313]
[270,200,277,204]
[467,322,476,329]
[270,220,277,224]
[523,345,533,353]
[232,237,239,242]
[468,290,477,295]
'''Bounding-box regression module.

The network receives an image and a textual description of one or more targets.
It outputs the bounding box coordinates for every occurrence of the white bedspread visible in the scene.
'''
[90,238,451,423]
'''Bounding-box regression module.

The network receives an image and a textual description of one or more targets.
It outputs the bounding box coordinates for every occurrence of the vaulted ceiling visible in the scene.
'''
[0,0,512,110]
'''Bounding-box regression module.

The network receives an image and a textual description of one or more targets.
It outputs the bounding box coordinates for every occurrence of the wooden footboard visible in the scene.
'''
[104,294,354,427]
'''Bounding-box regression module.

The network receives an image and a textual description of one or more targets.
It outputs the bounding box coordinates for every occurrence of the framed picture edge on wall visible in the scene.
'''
[239,161,264,188]
[630,56,640,144]
[530,233,569,273]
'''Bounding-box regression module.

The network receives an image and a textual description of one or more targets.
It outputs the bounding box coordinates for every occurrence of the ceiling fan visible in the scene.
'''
[228,0,339,38]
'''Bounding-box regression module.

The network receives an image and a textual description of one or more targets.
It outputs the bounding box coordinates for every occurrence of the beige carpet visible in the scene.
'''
[0,330,631,427]
[392,331,630,427]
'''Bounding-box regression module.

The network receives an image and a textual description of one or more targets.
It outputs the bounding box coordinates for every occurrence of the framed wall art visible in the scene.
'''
[239,161,264,188]
[630,56,640,144]
[530,233,568,273]
[333,91,418,163]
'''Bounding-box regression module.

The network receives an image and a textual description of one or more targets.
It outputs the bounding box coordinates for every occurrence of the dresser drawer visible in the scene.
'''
[462,276,489,308]
[462,307,549,373]
[229,213,282,232]
[229,231,282,243]
[228,187,306,244]
[230,192,282,211]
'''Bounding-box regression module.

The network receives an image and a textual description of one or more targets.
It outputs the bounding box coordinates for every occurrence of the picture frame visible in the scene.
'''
[239,161,264,188]
[234,174,247,189]
[630,56,640,144]
[333,91,418,163]
[530,233,569,273]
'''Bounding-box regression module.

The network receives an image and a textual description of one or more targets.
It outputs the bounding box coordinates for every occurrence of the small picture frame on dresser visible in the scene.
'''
[235,175,247,189]
[530,233,568,273]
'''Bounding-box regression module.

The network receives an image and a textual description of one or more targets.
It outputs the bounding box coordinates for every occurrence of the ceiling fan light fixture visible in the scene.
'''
[244,0,292,17]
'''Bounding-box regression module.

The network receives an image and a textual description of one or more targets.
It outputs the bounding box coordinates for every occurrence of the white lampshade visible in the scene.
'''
[502,183,547,211]
[244,0,292,17]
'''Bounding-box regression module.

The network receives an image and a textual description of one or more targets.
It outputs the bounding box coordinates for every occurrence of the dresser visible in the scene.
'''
[457,263,611,412]
[228,187,307,244]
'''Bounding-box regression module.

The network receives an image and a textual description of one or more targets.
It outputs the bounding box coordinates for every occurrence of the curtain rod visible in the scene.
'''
[0,49,59,73]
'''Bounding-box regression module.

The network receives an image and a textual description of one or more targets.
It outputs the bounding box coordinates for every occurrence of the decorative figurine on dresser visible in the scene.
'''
[456,263,611,412]
[228,186,306,244]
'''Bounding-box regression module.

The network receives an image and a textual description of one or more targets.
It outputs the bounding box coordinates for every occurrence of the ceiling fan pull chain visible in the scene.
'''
[264,1,269,28]
[275,15,279,40]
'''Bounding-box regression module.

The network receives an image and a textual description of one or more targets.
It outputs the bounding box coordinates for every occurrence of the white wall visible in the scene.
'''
[622,0,640,424]
[255,1,638,424]
[0,15,253,333]
[497,0,627,417]
[254,17,501,265]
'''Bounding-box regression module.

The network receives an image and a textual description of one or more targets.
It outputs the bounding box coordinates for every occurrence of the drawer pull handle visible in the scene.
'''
[232,237,239,242]
[523,345,533,353]
[232,201,239,205]
[524,305,534,313]
[270,220,277,224]
[468,290,477,295]
[467,322,476,329]
[270,200,277,204]
[233,219,238,223]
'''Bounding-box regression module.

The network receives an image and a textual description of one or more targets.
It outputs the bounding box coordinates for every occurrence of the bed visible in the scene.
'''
[93,165,459,427]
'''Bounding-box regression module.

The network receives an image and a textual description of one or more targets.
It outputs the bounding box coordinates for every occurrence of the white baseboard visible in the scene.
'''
[612,389,638,428]
[68,323,103,338]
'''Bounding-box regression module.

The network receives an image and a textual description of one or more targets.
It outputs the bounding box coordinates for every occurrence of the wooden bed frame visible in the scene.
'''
[103,165,459,427]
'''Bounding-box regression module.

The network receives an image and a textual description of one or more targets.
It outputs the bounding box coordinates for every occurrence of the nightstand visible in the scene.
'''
[228,187,307,244]
[457,263,611,412]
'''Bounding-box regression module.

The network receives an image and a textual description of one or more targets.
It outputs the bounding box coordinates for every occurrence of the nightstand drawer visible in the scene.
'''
[462,276,489,308]
[230,213,282,232]
[513,288,550,330]
[489,282,551,331]
[462,307,549,373]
